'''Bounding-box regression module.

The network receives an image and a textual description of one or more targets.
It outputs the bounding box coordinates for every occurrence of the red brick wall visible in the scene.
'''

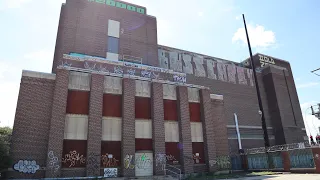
[189,103,201,122]
[135,139,153,151]
[103,94,122,117]
[164,100,177,121]
[66,90,89,114]
[192,142,205,164]
[165,142,180,164]
[135,97,151,119]
[101,141,121,167]
[62,140,87,168]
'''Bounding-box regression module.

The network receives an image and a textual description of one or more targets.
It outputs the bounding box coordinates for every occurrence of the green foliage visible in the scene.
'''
[0,126,12,171]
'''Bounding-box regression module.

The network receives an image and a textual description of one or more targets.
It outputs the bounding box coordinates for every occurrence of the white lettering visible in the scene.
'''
[182,54,193,74]
[193,56,206,77]
[227,64,236,84]
[206,59,217,80]
[217,62,227,82]
[169,52,183,72]
[236,67,247,85]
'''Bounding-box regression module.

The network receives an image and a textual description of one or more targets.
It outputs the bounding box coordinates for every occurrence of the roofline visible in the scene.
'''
[243,53,290,64]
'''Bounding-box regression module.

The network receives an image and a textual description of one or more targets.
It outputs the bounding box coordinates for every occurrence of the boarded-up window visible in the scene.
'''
[165,142,180,165]
[68,71,91,91]
[103,94,122,117]
[66,90,90,115]
[135,80,151,97]
[188,87,199,102]
[164,121,179,142]
[64,115,88,140]
[108,19,120,38]
[104,76,122,94]
[101,141,121,167]
[190,122,203,142]
[102,117,121,141]
[135,97,151,119]
[135,120,152,139]
[163,84,177,100]
[62,140,87,168]
[135,139,153,151]
[107,36,119,54]
[189,102,201,122]
[164,100,177,121]
[192,142,205,164]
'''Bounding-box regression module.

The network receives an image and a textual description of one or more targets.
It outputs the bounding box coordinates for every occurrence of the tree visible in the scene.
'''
[0,127,12,171]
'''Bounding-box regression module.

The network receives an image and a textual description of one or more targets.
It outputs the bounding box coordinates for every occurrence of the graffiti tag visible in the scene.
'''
[62,150,86,167]
[124,154,134,169]
[48,151,60,172]
[135,153,152,170]
[101,154,119,167]
[14,160,39,174]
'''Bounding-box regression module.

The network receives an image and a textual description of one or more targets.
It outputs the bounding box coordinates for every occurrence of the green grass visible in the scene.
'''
[186,171,277,179]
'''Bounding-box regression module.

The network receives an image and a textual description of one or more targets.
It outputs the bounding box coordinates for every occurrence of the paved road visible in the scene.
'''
[229,173,320,180]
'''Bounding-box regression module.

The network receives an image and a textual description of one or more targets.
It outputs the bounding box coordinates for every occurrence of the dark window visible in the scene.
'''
[107,36,119,54]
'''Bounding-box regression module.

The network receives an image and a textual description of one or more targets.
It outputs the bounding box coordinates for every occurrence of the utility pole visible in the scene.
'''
[242,14,270,147]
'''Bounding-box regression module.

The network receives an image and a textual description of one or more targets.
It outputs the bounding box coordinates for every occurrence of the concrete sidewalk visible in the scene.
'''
[228,173,320,180]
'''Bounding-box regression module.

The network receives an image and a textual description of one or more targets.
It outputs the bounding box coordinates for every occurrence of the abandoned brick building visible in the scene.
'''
[9,0,306,178]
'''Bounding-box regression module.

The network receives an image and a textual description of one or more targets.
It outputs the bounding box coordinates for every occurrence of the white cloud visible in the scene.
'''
[297,82,319,89]
[0,0,32,9]
[232,24,276,48]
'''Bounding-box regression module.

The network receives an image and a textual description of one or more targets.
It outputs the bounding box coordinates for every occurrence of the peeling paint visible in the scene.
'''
[217,62,228,82]
[206,59,217,80]
[158,49,169,69]
[227,64,237,84]
[169,51,183,72]
[182,54,193,74]
[193,56,206,77]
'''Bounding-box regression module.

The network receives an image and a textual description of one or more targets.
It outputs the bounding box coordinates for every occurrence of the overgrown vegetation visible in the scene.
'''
[0,127,12,172]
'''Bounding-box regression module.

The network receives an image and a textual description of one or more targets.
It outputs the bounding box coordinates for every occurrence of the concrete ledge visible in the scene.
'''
[22,70,56,80]
[210,94,223,100]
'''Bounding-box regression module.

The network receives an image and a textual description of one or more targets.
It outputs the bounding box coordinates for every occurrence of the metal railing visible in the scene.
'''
[164,164,181,180]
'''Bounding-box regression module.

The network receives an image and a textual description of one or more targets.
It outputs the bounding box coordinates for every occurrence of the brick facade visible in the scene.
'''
[121,78,135,177]
[46,69,69,178]
[86,74,104,176]
[177,86,194,174]
[151,83,166,175]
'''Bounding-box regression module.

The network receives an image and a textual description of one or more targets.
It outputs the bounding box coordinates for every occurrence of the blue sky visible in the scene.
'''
[0,0,319,136]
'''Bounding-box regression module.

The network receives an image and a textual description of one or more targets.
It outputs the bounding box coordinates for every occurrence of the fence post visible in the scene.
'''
[281,151,290,172]
[311,147,320,173]
[241,154,248,171]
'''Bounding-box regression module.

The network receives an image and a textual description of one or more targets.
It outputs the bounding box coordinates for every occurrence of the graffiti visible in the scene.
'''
[98,64,108,73]
[62,150,86,167]
[104,168,118,178]
[159,49,169,69]
[135,153,152,170]
[246,69,254,86]
[237,67,247,85]
[193,153,201,164]
[101,154,119,167]
[156,153,166,167]
[13,160,39,174]
[182,54,193,74]
[61,61,72,67]
[173,74,187,83]
[87,153,100,175]
[207,59,217,80]
[217,62,228,82]
[169,51,183,72]
[48,151,60,172]
[166,154,177,161]
[124,154,134,169]
[127,69,135,76]
[209,160,215,167]
[193,56,206,77]
[141,70,152,78]
[151,72,160,79]
[227,64,237,84]
[114,66,123,74]
[84,61,97,70]
[258,54,275,67]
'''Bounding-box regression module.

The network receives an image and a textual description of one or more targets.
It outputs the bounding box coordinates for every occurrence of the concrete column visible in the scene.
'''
[86,74,104,176]
[121,78,135,177]
[46,68,69,178]
[200,89,216,172]
[177,86,193,174]
[281,151,290,172]
[151,83,166,175]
